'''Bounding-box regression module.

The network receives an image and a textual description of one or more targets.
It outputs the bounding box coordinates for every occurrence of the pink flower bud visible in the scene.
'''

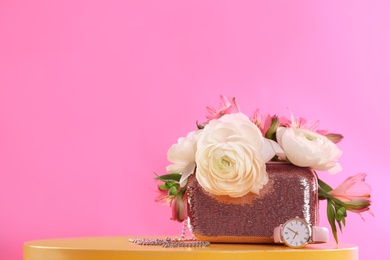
[170,191,188,222]
[343,199,371,214]
[329,173,372,214]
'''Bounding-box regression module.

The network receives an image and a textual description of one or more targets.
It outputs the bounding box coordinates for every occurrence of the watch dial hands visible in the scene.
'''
[287,227,298,235]
[287,227,299,240]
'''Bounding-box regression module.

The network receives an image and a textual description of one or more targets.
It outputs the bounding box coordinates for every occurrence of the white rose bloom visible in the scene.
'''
[166,130,201,186]
[195,113,269,197]
[276,127,343,174]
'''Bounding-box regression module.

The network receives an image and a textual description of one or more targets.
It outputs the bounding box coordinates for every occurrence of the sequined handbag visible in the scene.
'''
[187,162,319,243]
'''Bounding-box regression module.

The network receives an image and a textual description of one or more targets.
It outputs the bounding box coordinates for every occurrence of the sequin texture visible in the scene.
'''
[187,162,319,243]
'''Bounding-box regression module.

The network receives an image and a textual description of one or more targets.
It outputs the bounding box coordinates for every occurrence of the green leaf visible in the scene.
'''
[327,200,339,244]
[337,219,343,233]
[342,216,346,227]
[154,173,182,182]
[318,178,333,193]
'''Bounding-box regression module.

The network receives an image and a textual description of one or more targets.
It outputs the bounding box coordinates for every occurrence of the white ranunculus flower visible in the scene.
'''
[276,127,343,174]
[166,130,201,187]
[195,113,269,197]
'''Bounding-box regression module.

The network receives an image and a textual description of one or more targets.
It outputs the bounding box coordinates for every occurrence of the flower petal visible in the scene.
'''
[262,138,285,161]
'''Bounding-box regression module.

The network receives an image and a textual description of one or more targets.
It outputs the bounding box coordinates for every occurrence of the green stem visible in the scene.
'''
[177,186,186,196]
[318,186,348,208]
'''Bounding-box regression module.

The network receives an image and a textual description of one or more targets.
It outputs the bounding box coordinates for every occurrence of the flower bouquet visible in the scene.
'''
[155,95,372,244]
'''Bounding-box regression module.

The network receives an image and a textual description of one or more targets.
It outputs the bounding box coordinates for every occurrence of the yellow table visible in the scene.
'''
[23,236,358,260]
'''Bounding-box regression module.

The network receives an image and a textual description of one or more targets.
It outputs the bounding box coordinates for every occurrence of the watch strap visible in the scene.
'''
[311,226,329,243]
[273,225,329,244]
[273,226,283,243]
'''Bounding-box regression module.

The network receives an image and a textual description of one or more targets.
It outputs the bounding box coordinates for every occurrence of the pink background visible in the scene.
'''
[1,1,389,259]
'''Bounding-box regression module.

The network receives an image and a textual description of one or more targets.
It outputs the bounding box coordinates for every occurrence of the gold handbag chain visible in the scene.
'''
[129,219,210,248]
[129,237,210,247]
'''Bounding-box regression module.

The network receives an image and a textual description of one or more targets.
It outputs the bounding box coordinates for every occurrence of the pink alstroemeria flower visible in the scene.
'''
[329,173,372,214]
[288,114,344,144]
[154,187,173,206]
[290,116,320,131]
[206,95,240,121]
[170,191,188,222]
[250,109,273,136]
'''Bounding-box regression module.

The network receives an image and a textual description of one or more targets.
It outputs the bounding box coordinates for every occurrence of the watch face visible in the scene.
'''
[281,218,311,248]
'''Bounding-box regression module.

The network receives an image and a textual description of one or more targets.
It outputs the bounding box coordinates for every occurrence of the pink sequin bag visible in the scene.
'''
[187,162,319,243]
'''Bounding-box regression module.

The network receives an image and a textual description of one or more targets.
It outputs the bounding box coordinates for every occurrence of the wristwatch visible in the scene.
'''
[273,217,329,248]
